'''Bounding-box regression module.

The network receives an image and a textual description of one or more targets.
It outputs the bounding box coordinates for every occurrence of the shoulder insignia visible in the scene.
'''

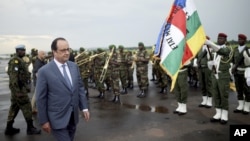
[14,60,19,64]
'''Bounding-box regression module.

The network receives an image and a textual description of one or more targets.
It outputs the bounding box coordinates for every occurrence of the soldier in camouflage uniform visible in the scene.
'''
[126,51,134,89]
[94,48,106,98]
[135,42,150,98]
[31,48,38,87]
[4,45,41,135]
[108,45,121,103]
[118,45,128,94]
[76,47,90,99]
[205,33,233,124]
[157,58,169,94]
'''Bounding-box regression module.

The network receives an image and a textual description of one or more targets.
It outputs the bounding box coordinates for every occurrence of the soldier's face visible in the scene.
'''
[217,37,226,46]
[53,40,70,64]
[17,49,26,58]
[238,38,246,46]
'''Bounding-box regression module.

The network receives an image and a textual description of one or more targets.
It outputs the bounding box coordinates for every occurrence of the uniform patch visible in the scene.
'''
[14,67,18,71]
[14,60,18,64]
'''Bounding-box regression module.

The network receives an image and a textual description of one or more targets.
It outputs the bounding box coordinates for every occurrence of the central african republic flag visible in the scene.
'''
[154,0,206,91]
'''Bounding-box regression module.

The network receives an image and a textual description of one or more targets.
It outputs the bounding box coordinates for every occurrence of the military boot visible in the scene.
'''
[137,90,146,98]
[111,95,121,104]
[26,120,41,135]
[4,121,20,135]
[121,87,127,94]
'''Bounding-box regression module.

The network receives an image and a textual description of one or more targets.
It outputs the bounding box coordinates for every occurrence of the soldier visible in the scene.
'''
[197,36,213,108]
[205,33,233,124]
[118,45,128,94]
[135,42,150,98]
[76,47,91,99]
[4,44,41,135]
[232,34,250,114]
[126,51,134,89]
[109,45,121,103]
[94,48,106,98]
[173,60,191,115]
[157,58,169,94]
[31,48,38,87]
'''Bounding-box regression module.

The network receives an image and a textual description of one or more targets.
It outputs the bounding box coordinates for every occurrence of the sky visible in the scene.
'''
[0,0,249,54]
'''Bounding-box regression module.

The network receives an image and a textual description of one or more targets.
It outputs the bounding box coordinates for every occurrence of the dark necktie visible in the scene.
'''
[62,64,72,89]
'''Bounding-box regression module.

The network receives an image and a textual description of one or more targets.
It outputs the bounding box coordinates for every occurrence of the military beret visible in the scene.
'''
[218,33,227,38]
[79,47,85,51]
[238,34,247,40]
[118,45,124,49]
[109,44,116,49]
[138,42,144,47]
[206,36,210,40]
[31,48,37,51]
[15,44,26,50]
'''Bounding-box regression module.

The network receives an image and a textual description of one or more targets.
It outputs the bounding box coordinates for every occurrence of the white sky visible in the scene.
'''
[0,0,249,54]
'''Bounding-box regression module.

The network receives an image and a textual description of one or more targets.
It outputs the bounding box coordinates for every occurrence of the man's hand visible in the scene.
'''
[82,111,90,122]
[42,122,51,134]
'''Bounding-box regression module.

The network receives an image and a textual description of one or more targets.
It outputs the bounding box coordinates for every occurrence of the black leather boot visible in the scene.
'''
[137,90,146,98]
[121,87,127,94]
[4,120,20,135]
[27,120,41,135]
[111,95,121,104]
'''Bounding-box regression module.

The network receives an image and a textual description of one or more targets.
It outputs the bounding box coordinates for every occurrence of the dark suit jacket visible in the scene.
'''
[36,60,88,129]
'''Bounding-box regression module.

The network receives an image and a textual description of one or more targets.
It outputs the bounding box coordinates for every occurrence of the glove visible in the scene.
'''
[247,78,250,86]
[207,61,214,70]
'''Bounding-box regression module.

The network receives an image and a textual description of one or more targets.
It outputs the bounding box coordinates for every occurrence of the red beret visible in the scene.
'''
[238,34,247,40]
[206,36,210,40]
[218,33,227,38]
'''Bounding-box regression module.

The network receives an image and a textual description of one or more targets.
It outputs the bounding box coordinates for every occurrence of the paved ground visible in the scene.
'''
[0,59,249,141]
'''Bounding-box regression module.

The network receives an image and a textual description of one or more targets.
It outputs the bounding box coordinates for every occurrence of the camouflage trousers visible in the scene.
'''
[111,69,120,95]
[136,65,149,90]
[119,67,128,88]
[7,91,33,123]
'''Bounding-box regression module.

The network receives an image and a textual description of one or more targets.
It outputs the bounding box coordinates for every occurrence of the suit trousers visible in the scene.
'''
[52,112,76,141]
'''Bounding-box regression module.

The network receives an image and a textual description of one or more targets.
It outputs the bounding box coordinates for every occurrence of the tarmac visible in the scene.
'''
[0,59,249,141]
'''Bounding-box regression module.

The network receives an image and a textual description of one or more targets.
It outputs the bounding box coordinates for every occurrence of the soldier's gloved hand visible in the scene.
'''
[246,78,250,86]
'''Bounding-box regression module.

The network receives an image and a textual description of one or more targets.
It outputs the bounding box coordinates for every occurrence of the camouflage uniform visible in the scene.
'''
[118,45,128,94]
[5,45,41,135]
[109,45,121,103]
[126,51,134,88]
[30,48,38,87]
[135,42,150,98]
[76,47,90,98]
[94,48,106,98]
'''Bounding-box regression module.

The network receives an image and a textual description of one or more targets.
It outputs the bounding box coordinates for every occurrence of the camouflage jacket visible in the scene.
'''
[8,55,30,94]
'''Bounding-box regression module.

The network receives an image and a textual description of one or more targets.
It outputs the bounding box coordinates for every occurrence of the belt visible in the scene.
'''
[200,65,207,68]
[237,67,245,71]
[179,68,187,72]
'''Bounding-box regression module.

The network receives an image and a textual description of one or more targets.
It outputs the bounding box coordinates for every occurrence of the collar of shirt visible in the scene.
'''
[53,59,72,84]
[238,45,246,53]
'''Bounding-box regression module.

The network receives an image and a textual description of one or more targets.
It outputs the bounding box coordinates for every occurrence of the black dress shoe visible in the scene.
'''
[198,104,205,107]
[205,105,212,108]
[178,112,186,116]
[242,111,249,115]
[173,110,179,114]
[210,118,220,122]
[220,120,227,125]
[233,109,242,113]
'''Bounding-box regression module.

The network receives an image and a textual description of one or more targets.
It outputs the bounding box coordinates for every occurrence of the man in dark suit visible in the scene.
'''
[36,37,90,141]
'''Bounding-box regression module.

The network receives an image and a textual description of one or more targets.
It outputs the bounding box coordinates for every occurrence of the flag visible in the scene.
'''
[154,0,206,91]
